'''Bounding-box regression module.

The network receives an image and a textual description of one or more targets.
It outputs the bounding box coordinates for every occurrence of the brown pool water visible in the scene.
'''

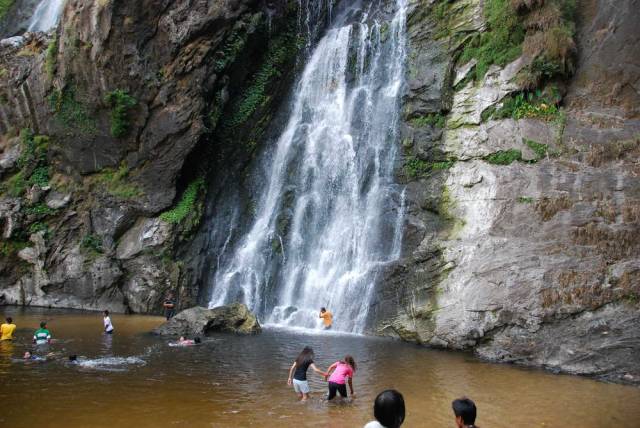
[0,307,638,428]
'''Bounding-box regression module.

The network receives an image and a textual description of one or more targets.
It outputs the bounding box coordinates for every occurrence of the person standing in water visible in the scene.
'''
[103,310,114,334]
[1,317,16,340]
[163,292,176,320]
[287,346,327,401]
[319,307,333,330]
[33,321,51,345]
[325,355,356,400]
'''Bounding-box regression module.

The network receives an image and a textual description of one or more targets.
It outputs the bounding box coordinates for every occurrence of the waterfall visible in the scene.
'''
[208,0,408,333]
[27,0,65,33]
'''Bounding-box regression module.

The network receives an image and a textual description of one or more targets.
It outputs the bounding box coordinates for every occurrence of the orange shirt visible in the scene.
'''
[320,311,333,327]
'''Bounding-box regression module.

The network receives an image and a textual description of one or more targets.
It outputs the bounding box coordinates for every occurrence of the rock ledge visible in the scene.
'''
[153,303,261,336]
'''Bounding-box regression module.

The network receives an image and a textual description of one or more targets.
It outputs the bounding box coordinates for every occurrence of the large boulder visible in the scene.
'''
[153,303,261,336]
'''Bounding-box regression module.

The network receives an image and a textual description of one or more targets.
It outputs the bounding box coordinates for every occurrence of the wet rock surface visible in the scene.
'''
[370,0,640,385]
[153,303,262,336]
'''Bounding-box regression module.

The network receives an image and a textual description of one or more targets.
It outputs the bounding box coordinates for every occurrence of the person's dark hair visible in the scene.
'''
[194,337,201,344]
[6,317,12,323]
[40,321,46,328]
[68,355,77,361]
[104,310,109,316]
[320,307,326,312]
[344,355,356,371]
[296,346,314,366]
[452,398,477,427]
[373,390,405,428]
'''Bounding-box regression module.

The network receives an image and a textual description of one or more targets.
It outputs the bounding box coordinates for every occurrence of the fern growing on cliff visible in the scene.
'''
[104,89,137,139]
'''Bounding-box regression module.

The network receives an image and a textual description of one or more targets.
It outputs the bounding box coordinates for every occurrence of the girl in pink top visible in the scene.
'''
[325,355,356,400]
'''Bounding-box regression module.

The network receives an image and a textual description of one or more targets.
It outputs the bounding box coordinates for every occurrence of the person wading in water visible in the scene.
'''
[319,307,333,330]
[287,346,327,401]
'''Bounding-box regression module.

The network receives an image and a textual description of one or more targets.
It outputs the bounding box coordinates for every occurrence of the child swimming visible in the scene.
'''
[287,346,327,401]
[325,355,356,400]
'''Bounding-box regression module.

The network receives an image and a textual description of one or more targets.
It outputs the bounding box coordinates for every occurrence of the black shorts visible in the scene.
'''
[327,382,347,400]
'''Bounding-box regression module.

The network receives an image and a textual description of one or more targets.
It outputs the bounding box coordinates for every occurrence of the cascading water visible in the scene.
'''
[28,0,65,33]
[208,0,408,333]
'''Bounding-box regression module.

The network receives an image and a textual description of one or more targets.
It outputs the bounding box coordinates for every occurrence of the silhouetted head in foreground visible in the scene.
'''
[452,397,478,428]
[373,389,405,428]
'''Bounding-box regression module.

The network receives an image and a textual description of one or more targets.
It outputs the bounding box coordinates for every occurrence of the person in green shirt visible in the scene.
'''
[33,321,51,345]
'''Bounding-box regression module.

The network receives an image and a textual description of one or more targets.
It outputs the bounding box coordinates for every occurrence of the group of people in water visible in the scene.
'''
[287,344,479,427]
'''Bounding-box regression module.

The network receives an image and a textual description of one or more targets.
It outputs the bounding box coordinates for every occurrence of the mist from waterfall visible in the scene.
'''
[28,0,65,33]
[208,0,408,333]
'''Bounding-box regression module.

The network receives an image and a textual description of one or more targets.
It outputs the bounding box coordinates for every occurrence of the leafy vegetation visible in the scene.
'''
[484,149,523,165]
[220,30,301,142]
[1,130,50,197]
[160,178,205,224]
[81,234,103,254]
[93,164,143,199]
[45,35,58,78]
[0,0,13,19]
[517,196,534,204]
[104,89,137,138]
[405,157,455,178]
[24,202,55,218]
[525,139,548,160]
[48,87,96,133]
[410,113,446,129]
[27,221,50,238]
[459,0,524,80]
[0,240,28,257]
[490,90,562,121]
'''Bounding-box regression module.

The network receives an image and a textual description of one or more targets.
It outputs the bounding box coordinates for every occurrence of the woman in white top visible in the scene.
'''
[103,310,114,334]
[364,390,405,428]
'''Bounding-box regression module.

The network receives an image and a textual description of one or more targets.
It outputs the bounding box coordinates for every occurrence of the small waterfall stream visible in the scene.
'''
[27,0,65,32]
[208,0,408,333]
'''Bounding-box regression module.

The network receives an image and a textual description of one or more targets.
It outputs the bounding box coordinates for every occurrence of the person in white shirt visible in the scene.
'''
[103,310,114,335]
[364,390,405,428]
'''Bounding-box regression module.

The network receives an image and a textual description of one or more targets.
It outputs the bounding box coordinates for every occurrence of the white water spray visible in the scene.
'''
[208,0,408,333]
[27,0,65,33]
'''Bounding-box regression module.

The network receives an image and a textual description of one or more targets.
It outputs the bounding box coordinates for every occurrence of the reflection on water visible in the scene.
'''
[0,307,638,428]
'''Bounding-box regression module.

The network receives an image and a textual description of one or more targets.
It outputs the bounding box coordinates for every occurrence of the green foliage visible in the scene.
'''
[4,171,26,197]
[81,234,103,254]
[484,149,522,165]
[405,157,455,178]
[48,87,96,133]
[517,196,534,204]
[4,130,51,195]
[27,221,49,238]
[160,178,205,224]
[0,0,14,19]
[221,31,301,140]
[94,164,143,199]
[493,91,561,121]
[459,0,524,80]
[104,89,137,138]
[45,35,58,78]
[0,240,28,257]
[213,28,249,73]
[410,113,446,129]
[525,139,548,160]
[24,202,55,217]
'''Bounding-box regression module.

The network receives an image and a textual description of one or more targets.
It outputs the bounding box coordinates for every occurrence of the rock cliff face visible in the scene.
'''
[0,0,306,313]
[1,0,639,385]
[370,0,640,385]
